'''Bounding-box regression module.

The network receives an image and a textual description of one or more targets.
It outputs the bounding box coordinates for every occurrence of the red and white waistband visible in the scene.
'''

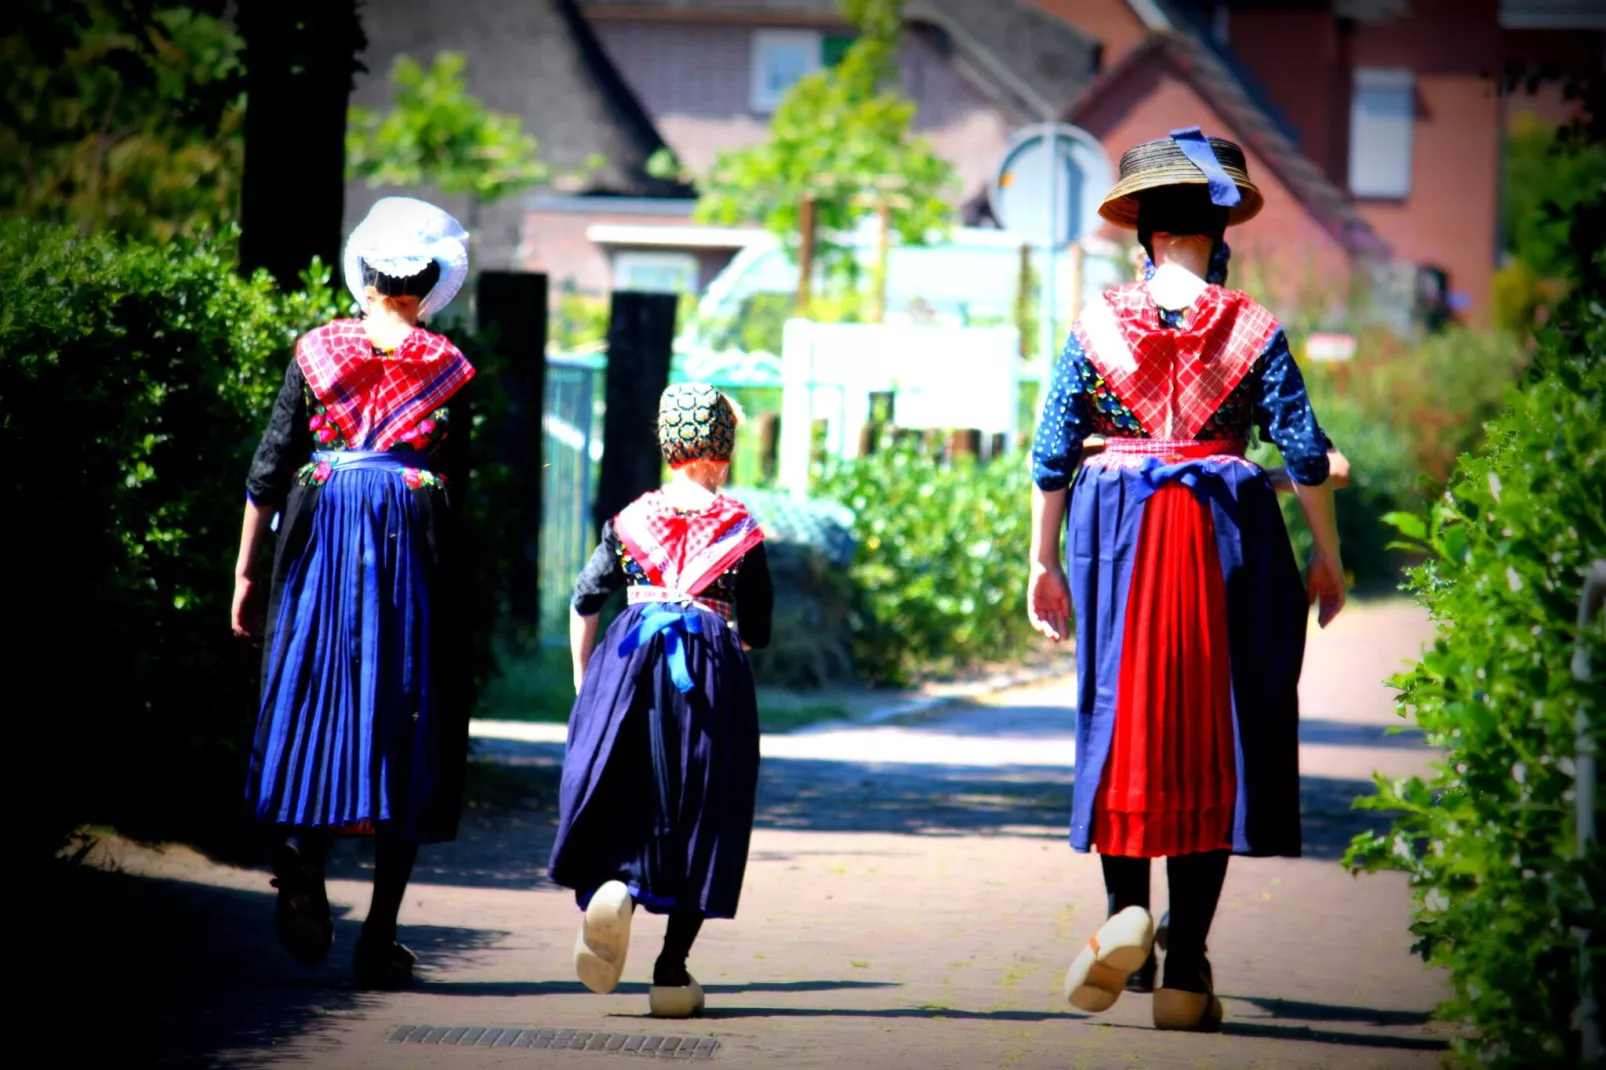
[1084,438,1257,470]
[626,585,733,620]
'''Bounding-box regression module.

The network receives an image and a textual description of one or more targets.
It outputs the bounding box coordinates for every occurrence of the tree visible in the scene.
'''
[1503,111,1606,283]
[235,0,366,288]
[685,0,957,297]
[0,1,246,241]
[345,51,551,240]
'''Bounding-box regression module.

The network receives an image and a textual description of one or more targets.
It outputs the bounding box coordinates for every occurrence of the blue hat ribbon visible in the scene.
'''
[1169,127,1242,208]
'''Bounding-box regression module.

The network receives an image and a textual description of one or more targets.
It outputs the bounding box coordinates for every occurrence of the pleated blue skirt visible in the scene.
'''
[247,452,463,843]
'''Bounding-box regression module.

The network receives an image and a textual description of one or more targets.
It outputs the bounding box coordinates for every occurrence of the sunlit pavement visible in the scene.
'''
[75,599,1449,1068]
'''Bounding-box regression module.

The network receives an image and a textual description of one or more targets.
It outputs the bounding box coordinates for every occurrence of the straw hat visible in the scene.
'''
[1097,132,1263,228]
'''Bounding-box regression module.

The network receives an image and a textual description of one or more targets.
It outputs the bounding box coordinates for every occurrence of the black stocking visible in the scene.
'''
[286,830,331,872]
[363,836,419,945]
[1100,854,1151,917]
[653,910,704,987]
[1162,850,1230,992]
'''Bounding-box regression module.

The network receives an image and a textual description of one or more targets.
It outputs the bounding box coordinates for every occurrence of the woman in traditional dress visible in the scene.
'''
[549,383,773,1019]
[1026,129,1347,1031]
[231,197,475,989]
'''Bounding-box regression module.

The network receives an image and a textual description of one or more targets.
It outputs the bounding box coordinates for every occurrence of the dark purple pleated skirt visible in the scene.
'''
[548,602,760,919]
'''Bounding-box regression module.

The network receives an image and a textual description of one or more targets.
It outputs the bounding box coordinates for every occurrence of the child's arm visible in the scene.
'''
[570,609,601,691]
[570,520,626,692]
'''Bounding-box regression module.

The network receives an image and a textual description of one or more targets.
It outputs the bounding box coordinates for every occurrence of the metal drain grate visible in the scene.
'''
[387,1025,718,1059]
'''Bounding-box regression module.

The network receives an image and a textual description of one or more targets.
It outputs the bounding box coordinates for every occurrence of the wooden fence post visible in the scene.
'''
[595,291,678,531]
[476,271,549,632]
[756,411,781,484]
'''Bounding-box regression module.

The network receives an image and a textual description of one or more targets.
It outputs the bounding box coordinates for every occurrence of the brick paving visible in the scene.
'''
[68,600,1449,1068]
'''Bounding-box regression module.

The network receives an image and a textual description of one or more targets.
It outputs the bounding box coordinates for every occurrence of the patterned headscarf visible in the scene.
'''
[658,382,737,467]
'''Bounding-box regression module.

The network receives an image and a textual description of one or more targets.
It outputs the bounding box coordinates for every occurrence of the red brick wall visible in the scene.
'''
[1074,68,1353,318]
[589,19,1010,205]
[1018,0,1149,69]
[1352,0,1503,322]
[1226,10,1352,190]
[518,207,754,295]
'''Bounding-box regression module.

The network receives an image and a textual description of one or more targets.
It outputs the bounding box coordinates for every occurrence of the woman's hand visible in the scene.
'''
[1028,562,1072,643]
[231,573,262,642]
[1306,549,1347,629]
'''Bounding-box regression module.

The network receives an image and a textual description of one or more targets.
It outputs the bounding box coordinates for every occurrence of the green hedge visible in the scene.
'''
[815,438,1037,686]
[3,222,338,850]
[9,222,518,854]
[1342,293,1606,1062]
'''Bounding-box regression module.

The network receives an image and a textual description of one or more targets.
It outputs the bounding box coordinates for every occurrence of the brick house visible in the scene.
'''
[345,0,1603,325]
[1029,0,1604,323]
[520,0,1101,297]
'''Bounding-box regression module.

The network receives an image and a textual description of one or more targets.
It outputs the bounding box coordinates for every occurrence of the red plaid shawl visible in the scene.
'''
[614,491,765,598]
[295,320,474,450]
[1074,283,1279,440]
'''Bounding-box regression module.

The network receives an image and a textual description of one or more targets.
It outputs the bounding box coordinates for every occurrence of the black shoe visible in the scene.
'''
[271,843,333,966]
[1125,951,1158,993]
[1155,910,1170,951]
[353,935,417,990]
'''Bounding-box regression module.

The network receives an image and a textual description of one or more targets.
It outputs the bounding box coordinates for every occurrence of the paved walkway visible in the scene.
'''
[62,600,1449,1068]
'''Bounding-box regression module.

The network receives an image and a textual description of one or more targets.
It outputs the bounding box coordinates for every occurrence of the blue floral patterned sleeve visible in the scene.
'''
[1030,333,1094,492]
[1254,331,1331,486]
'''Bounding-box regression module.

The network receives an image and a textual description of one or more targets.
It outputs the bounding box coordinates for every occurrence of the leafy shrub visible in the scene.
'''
[815,437,1038,686]
[1321,326,1530,489]
[745,539,861,690]
[3,222,336,851]
[1341,295,1606,1065]
[1250,389,1421,588]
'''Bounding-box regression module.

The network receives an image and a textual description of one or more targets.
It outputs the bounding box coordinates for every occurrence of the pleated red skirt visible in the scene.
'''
[1092,482,1238,858]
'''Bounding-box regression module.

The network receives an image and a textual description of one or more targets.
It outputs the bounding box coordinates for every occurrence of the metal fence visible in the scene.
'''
[540,354,602,640]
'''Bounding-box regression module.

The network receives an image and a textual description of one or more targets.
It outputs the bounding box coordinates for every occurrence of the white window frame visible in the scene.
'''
[612,250,699,296]
[1348,68,1415,199]
[750,29,823,113]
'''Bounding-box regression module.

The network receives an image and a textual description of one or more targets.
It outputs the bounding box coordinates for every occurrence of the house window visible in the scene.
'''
[1348,68,1414,199]
[613,251,699,295]
[750,30,823,112]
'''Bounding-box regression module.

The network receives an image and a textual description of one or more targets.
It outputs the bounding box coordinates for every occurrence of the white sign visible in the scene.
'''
[1306,333,1357,362]
[988,123,1113,247]
[777,320,1021,492]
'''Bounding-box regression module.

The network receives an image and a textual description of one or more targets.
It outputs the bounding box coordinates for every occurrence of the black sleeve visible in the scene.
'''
[572,519,626,616]
[734,542,774,650]
[246,360,311,506]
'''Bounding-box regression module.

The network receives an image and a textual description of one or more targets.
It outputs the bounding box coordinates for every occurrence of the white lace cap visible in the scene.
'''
[343,197,470,322]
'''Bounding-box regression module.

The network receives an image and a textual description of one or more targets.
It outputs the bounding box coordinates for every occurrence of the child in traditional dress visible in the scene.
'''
[548,383,773,1019]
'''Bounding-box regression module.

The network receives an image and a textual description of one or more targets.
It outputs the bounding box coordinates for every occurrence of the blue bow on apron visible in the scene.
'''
[1129,456,1246,512]
[617,602,706,694]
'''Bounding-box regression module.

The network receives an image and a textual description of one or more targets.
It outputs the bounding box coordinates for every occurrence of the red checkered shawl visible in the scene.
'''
[294,320,475,450]
[614,491,765,598]
[1074,283,1280,440]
